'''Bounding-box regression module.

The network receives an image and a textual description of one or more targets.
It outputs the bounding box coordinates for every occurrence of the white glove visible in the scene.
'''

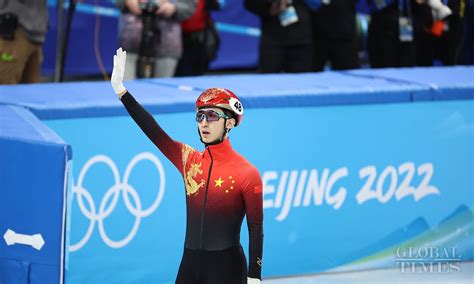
[247,277,261,284]
[427,0,452,20]
[111,47,127,98]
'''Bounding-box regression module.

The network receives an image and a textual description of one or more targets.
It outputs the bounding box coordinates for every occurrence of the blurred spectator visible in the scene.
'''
[175,0,221,76]
[367,0,417,68]
[0,0,48,84]
[413,0,465,66]
[433,0,466,65]
[117,0,196,79]
[311,0,360,71]
[244,0,313,73]
[413,0,435,66]
[460,0,473,64]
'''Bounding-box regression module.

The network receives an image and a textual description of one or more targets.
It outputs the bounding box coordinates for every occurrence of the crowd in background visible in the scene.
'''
[246,0,471,73]
[0,0,472,85]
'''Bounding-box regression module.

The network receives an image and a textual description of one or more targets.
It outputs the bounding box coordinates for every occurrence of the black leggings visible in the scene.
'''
[175,245,247,284]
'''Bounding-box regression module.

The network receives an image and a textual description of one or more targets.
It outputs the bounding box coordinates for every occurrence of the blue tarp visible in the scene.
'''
[0,105,71,284]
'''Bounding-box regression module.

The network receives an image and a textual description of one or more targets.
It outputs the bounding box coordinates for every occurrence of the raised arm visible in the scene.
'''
[111,48,185,174]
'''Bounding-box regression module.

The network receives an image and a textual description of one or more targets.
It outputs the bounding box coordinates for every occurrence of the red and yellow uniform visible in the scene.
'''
[121,91,263,281]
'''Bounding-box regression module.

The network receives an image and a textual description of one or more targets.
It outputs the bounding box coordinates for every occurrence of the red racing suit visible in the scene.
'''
[121,92,264,279]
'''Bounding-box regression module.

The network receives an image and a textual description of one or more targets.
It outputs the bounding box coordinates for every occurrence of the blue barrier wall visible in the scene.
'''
[0,105,71,284]
[0,66,472,283]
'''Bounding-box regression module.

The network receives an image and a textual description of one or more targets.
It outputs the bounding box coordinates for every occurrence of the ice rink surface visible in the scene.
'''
[264,262,474,284]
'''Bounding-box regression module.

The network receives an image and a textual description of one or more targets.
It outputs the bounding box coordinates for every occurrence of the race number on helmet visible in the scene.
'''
[195,88,244,126]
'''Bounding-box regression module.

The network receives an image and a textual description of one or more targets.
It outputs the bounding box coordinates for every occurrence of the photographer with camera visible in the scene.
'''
[0,0,48,84]
[117,0,196,79]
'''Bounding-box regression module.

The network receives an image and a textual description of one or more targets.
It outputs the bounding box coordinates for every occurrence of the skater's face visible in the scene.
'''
[196,108,235,143]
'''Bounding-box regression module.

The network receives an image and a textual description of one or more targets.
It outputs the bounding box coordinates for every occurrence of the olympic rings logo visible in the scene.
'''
[69,152,165,252]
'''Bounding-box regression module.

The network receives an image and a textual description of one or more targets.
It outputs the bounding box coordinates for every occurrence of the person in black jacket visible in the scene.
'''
[413,0,435,66]
[434,0,466,65]
[407,0,463,66]
[244,0,313,73]
[367,0,417,68]
[311,0,360,71]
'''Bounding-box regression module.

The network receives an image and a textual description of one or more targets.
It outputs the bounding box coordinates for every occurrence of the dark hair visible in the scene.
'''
[222,109,236,122]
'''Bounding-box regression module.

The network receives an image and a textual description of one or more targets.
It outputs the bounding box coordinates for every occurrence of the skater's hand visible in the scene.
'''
[111,47,127,98]
[247,277,261,284]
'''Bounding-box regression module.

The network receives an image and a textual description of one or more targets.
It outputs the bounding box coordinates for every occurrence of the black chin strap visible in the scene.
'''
[198,118,229,146]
